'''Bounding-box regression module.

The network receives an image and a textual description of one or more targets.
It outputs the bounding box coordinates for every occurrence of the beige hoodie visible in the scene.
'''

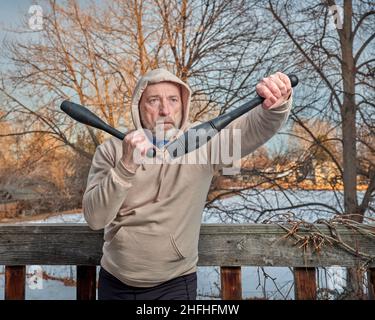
[83,68,293,287]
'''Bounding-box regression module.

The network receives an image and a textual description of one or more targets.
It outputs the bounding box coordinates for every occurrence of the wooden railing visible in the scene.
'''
[1,223,374,300]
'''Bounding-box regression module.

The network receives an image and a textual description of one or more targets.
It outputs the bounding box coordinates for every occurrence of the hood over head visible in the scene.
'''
[130,69,192,203]
[131,68,192,134]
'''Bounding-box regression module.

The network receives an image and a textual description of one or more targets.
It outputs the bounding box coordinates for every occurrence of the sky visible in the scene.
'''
[0,0,99,43]
[0,0,34,36]
[0,1,32,23]
[0,1,50,54]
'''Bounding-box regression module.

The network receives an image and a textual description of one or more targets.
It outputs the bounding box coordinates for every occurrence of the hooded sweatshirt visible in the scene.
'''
[83,68,293,287]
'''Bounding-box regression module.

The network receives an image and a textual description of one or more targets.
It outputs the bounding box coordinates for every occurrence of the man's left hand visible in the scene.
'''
[256,72,292,110]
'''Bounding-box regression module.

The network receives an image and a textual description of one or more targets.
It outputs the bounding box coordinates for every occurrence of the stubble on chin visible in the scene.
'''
[153,121,179,141]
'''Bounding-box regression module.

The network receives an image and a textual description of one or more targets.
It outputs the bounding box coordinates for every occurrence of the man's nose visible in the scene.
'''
[159,99,170,116]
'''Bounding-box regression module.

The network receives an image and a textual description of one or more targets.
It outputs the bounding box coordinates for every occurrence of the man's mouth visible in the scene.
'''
[156,122,174,126]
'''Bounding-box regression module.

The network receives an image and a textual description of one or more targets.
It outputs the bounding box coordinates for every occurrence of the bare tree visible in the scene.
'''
[261,0,374,298]
[0,0,273,214]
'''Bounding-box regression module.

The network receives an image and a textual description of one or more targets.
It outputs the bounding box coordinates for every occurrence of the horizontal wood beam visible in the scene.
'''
[0,223,374,267]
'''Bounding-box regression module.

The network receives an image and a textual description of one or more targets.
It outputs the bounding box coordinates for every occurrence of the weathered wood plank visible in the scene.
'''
[198,224,375,267]
[294,267,317,300]
[0,223,374,267]
[77,266,97,300]
[0,224,103,265]
[221,267,242,300]
[5,266,26,300]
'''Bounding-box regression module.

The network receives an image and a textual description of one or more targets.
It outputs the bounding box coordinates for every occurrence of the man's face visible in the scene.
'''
[139,82,183,137]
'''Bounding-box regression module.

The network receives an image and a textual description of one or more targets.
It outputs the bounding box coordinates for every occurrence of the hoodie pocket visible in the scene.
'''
[169,234,185,259]
[104,228,186,281]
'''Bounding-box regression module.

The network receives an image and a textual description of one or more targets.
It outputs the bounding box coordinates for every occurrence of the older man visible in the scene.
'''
[83,68,293,300]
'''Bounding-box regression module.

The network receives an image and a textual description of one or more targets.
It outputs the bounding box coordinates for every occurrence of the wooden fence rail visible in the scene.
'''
[1,223,374,300]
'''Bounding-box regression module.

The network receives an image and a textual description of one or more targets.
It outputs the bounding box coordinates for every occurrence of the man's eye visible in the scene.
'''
[149,99,158,103]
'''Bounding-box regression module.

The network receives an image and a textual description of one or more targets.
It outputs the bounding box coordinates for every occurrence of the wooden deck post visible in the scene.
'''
[76,266,97,300]
[368,268,375,300]
[5,266,26,300]
[221,266,242,300]
[294,267,317,300]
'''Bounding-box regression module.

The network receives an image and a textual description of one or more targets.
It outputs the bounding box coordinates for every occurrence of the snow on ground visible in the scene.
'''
[203,189,370,223]
[9,213,86,224]
[0,190,355,299]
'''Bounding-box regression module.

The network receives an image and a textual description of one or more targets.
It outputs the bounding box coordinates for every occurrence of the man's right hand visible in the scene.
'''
[121,130,153,173]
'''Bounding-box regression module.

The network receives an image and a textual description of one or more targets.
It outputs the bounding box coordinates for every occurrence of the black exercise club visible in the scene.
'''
[60,74,298,159]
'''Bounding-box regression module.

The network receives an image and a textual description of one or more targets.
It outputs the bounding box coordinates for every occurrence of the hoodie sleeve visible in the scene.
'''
[209,94,293,173]
[82,141,135,230]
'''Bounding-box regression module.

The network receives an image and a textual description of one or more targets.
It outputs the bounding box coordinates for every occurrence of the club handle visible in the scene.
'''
[288,74,298,87]
[61,100,157,158]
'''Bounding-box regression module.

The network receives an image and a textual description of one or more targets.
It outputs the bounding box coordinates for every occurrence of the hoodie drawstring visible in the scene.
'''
[154,161,167,202]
